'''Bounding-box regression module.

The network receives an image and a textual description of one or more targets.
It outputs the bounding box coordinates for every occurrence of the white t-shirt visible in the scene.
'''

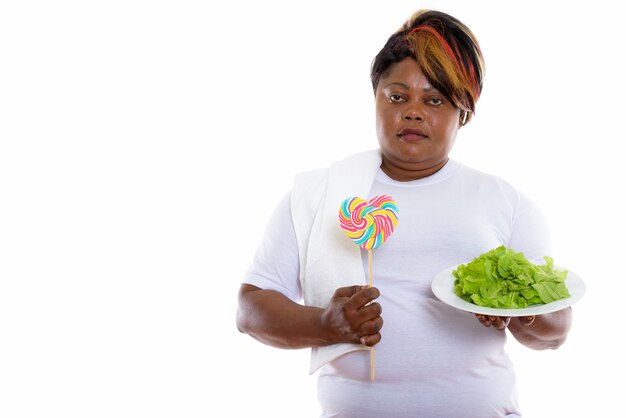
[244,160,551,418]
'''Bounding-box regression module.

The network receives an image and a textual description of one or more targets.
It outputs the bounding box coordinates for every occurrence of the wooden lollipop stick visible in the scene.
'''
[371,347,375,381]
[368,248,373,287]
[368,249,375,381]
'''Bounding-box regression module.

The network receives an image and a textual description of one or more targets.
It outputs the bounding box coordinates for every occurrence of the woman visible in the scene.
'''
[237,9,572,417]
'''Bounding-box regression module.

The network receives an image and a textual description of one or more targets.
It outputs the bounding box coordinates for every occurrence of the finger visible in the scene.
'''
[487,316,501,325]
[493,316,511,330]
[359,301,382,318]
[333,285,368,300]
[475,314,510,329]
[475,314,489,327]
[360,332,382,347]
[358,316,383,337]
[347,302,382,334]
[345,286,380,311]
[485,316,510,330]
[520,315,535,326]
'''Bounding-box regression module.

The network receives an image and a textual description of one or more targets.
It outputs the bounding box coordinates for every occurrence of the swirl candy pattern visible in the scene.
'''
[339,195,399,250]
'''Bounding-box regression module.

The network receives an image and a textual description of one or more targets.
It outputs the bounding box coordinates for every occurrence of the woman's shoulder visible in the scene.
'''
[455,160,526,202]
[457,160,513,185]
[293,149,382,191]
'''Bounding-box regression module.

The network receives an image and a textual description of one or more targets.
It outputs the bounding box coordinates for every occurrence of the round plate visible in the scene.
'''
[431,265,586,317]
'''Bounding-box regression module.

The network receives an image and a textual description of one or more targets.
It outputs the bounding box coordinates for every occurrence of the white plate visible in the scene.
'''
[431,265,586,317]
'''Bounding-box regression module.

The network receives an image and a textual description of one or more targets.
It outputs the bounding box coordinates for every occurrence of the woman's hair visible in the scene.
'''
[371,10,484,122]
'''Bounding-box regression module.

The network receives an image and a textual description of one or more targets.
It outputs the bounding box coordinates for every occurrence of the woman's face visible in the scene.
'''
[375,57,462,181]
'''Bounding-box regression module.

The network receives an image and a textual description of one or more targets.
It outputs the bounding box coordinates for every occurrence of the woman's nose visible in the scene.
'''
[402,104,424,121]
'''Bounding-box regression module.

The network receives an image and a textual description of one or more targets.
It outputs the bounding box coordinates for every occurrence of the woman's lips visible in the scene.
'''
[398,128,427,142]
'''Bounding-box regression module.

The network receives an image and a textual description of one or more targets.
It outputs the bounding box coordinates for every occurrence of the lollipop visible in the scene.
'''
[339,195,398,251]
[339,195,398,380]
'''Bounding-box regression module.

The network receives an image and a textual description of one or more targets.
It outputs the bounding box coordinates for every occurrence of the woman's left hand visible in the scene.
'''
[474,314,511,330]
[474,314,537,330]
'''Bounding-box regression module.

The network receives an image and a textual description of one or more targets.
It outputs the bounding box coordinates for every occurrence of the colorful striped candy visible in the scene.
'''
[339,195,399,250]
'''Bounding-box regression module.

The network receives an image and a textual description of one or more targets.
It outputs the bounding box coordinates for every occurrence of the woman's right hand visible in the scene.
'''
[320,285,383,347]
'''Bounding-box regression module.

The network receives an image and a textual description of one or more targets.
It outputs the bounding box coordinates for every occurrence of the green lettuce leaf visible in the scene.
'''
[452,246,570,309]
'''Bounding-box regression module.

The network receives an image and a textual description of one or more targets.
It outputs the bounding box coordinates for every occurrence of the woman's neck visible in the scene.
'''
[379,156,449,182]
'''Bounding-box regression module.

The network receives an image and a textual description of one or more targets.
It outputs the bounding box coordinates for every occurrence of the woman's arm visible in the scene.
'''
[236,284,383,349]
[475,308,572,350]
[507,308,573,350]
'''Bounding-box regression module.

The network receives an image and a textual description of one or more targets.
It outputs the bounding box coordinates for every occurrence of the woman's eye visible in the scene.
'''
[428,97,444,106]
[389,94,405,103]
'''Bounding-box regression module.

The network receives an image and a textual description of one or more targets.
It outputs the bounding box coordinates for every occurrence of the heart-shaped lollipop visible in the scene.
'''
[338,194,398,382]
[339,195,399,250]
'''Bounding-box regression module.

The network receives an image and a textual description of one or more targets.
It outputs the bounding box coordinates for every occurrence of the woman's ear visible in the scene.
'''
[459,110,468,127]
[459,110,472,128]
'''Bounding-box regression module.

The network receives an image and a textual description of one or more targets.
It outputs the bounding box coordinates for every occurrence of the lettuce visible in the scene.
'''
[452,246,570,309]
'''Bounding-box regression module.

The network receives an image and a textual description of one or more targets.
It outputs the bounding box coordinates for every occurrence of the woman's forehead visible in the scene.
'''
[379,59,434,91]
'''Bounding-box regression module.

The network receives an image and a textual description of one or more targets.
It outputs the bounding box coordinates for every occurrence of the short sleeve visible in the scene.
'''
[242,192,302,302]
[507,192,552,263]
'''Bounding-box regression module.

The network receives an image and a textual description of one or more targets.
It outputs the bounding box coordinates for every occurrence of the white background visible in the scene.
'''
[1,0,624,417]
